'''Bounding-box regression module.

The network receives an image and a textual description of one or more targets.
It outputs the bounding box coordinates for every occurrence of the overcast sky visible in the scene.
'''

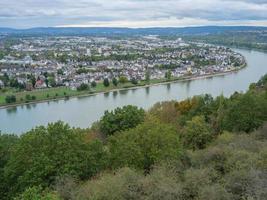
[1,0,267,28]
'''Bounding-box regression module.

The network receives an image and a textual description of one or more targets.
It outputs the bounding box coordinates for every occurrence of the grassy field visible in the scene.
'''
[0,79,168,107]
[0,76,190,107]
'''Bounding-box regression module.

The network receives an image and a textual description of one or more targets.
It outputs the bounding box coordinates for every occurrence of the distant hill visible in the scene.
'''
[0,26,267,36]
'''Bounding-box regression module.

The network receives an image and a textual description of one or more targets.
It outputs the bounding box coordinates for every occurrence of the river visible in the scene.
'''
[1,48,267,135]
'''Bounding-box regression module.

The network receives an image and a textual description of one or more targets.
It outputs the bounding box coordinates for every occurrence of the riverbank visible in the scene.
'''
[0,64,246,109]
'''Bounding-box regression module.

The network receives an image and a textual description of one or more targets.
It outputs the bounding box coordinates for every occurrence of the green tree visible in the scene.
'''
[45,78,49,87]
[31,95,36,100]
[29,75,36,87]
[112,77,118,86]
[14,186,60,200]
[100,105,145,136]
[131,78,138,85]
[221,93,267,133]
[91,81,97,88]
[48,77,56,87]
[182,116,213,150]
[0,134,19,199]
[108,120,181,171]
[77,83,89,91]
[103,78,110,87]
[5,95,16,103]
[57,69,64,75]
[119,76,128,84]
[145,70,151,82]
[165,70,172,80]
[3,121,107,198]
[25,94,32,101]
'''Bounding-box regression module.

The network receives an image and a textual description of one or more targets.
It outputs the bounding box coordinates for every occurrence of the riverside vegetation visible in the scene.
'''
[0,74,267,200]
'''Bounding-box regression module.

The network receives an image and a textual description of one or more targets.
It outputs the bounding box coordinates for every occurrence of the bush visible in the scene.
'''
[25,94,31,101]
[5,95,16,103]
[119,76,128,84]
[131,78,138,85]
[77,83,89,91]
[91,81,97,88]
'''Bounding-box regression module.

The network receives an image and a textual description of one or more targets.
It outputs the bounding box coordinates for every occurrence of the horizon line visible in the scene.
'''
[1,25,267,30]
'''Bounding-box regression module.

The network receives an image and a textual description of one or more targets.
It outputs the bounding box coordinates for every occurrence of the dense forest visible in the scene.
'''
[0,74,267,200]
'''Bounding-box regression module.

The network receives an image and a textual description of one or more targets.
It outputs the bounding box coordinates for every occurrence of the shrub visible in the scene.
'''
[5,95,16,103]
[91,81,97,88]
[77,83,89,91]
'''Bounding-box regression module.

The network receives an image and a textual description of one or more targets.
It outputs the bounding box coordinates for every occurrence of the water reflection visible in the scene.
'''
[132,88,137,94]
[166,83,171,92]
[26,104,33,110]
[145,87,150,95]
[185,80,191,95]
[104,92,110,98]
[6,107,17,114]
[113,91,118,98]
[119,89,129,95]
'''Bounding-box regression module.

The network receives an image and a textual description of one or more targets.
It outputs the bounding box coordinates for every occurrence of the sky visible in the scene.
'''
[1,0,267,28]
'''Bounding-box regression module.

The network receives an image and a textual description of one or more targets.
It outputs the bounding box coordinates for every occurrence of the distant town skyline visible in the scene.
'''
[1,0,267,28]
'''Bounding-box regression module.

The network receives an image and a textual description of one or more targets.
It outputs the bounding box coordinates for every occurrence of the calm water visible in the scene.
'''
[1,48,267,135]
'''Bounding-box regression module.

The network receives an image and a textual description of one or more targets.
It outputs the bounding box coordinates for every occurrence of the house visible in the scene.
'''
[35,80,46,89]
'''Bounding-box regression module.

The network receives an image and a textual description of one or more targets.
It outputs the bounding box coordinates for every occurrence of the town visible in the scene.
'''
[0,36,245,97]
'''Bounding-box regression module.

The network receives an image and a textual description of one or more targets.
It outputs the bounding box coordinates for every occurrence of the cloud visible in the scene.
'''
[0,0,267,28]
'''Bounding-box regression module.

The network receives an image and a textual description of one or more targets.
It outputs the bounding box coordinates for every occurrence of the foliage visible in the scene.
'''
[148,101,180,124]
[99,105,145,136]
[131,78,138,85]
[108,120,181,171]
[0,134,19,199]
[145,70,150,82]
[181,116,213,150]
[165,70,172,80]
[112,77,118,86]
[103,78,110,87]
[73,127,267,200]
[1,74,267,199]
[77,83,89,91]
[220,92,267,132]
[48,77,56,87]
[91,81,97,88]
[3,122,107,199]
[5,95,16,103]
[256,74,267,88]
[14,186,60,200]
[119,76,128,84]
